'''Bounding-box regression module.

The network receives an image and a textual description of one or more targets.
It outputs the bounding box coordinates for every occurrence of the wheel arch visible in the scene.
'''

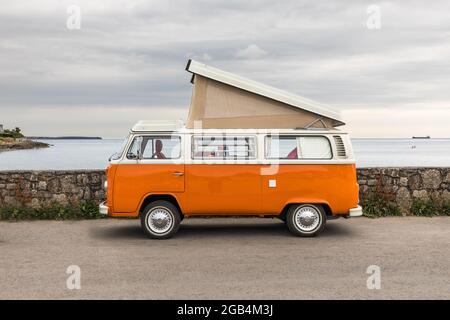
[139,194,183,217]
[279,201,333,220]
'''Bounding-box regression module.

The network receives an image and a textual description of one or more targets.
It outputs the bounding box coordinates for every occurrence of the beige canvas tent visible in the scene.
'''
[185,60,344,129]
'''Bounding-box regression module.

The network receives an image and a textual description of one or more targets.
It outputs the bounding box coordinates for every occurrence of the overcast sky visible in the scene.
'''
[1,0,449,138]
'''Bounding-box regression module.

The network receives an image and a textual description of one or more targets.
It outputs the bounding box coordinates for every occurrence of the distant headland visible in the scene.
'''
[0,126,50,151]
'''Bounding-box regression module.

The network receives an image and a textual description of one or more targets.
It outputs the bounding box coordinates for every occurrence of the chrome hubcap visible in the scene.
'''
[147,207,173,234]
[294,206,320,232]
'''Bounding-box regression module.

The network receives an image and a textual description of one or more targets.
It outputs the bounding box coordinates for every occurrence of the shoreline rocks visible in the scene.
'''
[0,138,50,151]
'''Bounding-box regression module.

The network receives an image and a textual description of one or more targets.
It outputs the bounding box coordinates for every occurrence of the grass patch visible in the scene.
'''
[362,194,402,218]
[0,201,105,221]
[411,199,450,217]
[442,202,450,216]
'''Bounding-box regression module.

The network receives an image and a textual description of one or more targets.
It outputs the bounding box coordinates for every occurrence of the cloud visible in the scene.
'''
[0,0,449,137]
[235,44,268,59]
[201,53,212,61]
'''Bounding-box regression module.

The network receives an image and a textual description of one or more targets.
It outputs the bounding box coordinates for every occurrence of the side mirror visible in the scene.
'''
[127,152,138,160]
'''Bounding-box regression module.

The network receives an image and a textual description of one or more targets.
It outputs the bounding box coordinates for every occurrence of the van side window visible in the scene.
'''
[192,136,256,160]
[266,136,298,159]
[266,136,332,159]
[127,136,181,160]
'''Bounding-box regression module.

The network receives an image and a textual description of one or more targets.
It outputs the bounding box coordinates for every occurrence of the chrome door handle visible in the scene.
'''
[172,171,184,176]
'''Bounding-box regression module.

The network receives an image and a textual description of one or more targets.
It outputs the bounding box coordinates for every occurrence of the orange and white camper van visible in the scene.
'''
[99,60,362,239]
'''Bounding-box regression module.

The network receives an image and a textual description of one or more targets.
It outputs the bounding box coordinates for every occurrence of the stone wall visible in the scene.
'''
[0,168,449,215]
[357,167,449,215]
[0,171,106,208]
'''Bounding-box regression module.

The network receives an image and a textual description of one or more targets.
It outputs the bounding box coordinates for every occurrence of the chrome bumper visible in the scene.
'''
[349,205,363,217]
[99,201,109,215]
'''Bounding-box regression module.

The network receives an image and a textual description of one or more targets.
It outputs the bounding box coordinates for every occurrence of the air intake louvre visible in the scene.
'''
[333,136,347,158]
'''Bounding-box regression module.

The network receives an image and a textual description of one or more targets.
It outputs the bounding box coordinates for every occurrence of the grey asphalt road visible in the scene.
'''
[0,217,449,299]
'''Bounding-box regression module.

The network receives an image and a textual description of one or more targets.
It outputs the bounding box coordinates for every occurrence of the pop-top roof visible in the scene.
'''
[185,60,344,129]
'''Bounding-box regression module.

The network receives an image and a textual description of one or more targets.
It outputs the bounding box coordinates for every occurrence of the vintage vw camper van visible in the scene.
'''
[99,60,362,239]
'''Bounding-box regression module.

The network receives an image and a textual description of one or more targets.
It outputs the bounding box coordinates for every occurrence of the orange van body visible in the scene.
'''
[105,162,359,218]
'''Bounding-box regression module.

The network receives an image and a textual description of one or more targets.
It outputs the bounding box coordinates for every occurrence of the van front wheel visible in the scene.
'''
[286,204,326,237]
[140,200,181,239]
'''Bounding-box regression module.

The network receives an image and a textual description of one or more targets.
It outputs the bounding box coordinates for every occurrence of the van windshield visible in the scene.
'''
[109,137,129,161]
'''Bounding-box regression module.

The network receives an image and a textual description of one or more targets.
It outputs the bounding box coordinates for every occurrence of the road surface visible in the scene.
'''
[0,217,449,299]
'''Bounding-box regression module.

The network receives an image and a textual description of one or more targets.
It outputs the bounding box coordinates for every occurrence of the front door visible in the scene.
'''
[113,135,184,213]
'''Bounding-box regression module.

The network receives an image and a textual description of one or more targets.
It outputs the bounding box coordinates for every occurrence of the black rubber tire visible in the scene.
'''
[140,200,181,239]
[286,204,326,237]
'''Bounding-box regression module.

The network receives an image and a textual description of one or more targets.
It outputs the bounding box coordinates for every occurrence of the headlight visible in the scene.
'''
[103,180,108,190]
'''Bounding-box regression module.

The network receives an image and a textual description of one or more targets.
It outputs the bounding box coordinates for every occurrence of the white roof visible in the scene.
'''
[131,120,345,134]
[131,120,184,132]
[186,60,343,125]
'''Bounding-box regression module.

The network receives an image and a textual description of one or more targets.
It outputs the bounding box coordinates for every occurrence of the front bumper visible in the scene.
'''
[349,205,363,217]
[99,201,109,215]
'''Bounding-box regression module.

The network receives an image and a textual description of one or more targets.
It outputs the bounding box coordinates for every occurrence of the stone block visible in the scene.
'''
[421,169,442,189]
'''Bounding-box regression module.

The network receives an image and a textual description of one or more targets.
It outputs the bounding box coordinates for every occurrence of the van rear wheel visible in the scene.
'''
[286,204,326,237]
[140,200,181,239]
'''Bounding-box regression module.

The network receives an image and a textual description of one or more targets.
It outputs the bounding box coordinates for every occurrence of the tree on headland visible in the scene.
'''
[0,127,24,139]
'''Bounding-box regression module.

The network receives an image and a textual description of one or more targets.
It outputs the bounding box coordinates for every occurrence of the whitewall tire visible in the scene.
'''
[286,204,326,237]
[140,200,181,239]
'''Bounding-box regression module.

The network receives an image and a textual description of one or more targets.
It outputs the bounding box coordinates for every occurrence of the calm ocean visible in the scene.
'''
[1,138,449,170]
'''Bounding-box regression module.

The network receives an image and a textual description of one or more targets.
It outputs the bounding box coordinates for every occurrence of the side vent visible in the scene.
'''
[333,136,347,158]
